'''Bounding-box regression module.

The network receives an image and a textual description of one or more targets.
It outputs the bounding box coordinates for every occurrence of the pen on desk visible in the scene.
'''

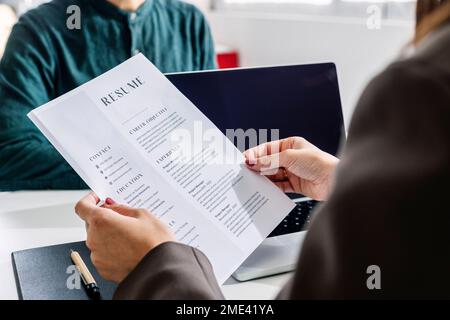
[70,249,101,299]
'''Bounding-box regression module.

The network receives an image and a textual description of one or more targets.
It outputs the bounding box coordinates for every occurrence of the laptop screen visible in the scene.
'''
[166,63,344,157]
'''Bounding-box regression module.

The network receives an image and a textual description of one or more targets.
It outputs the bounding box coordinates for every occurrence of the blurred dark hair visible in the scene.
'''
[415,0,450,43]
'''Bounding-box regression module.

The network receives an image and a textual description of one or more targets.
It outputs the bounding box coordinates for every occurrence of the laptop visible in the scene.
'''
[166,63,345,281]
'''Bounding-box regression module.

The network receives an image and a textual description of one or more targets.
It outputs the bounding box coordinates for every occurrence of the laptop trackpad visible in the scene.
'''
[232,231,307,282]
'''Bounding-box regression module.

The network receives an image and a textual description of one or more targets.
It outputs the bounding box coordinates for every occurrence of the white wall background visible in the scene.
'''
[187,0,415,127]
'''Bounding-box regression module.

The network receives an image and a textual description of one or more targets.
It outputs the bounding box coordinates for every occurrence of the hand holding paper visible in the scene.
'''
[74,193,175,283]
[28,54,295,283]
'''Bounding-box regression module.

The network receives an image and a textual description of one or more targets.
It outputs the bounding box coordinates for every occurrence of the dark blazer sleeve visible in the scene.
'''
[278,59,450,299]
[113,242,224,299]
[114,57,450,299]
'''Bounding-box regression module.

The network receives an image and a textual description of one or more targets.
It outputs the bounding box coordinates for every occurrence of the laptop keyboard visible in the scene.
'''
[268,200,319,237]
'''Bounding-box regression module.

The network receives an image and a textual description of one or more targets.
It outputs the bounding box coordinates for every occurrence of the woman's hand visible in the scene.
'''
[244,137,339,201]
[74,193,175,283]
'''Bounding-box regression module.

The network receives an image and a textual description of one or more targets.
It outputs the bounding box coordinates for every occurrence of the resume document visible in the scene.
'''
[28,54,295,283]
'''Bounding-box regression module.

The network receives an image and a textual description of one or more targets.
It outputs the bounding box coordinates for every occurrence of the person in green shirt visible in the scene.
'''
[0,0,216,191]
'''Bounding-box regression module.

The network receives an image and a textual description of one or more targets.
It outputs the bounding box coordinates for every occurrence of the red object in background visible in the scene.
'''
[216,44,239,69]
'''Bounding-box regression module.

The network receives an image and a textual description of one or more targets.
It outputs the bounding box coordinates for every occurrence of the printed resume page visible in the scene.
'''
[28,54,295,284]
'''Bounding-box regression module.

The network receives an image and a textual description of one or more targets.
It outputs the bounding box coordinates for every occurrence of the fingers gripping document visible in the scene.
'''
[28,54,295,284]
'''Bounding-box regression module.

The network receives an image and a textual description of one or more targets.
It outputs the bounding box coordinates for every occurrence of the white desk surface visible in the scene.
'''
[0,190,291,300]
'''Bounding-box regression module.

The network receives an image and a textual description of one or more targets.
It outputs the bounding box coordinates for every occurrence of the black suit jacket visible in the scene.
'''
[114,25,450,299]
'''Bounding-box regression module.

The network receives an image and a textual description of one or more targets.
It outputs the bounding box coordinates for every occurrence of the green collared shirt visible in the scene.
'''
[0,0,216,190]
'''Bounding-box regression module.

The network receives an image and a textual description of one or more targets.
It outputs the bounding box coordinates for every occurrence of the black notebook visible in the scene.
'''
[12,241,117,300]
